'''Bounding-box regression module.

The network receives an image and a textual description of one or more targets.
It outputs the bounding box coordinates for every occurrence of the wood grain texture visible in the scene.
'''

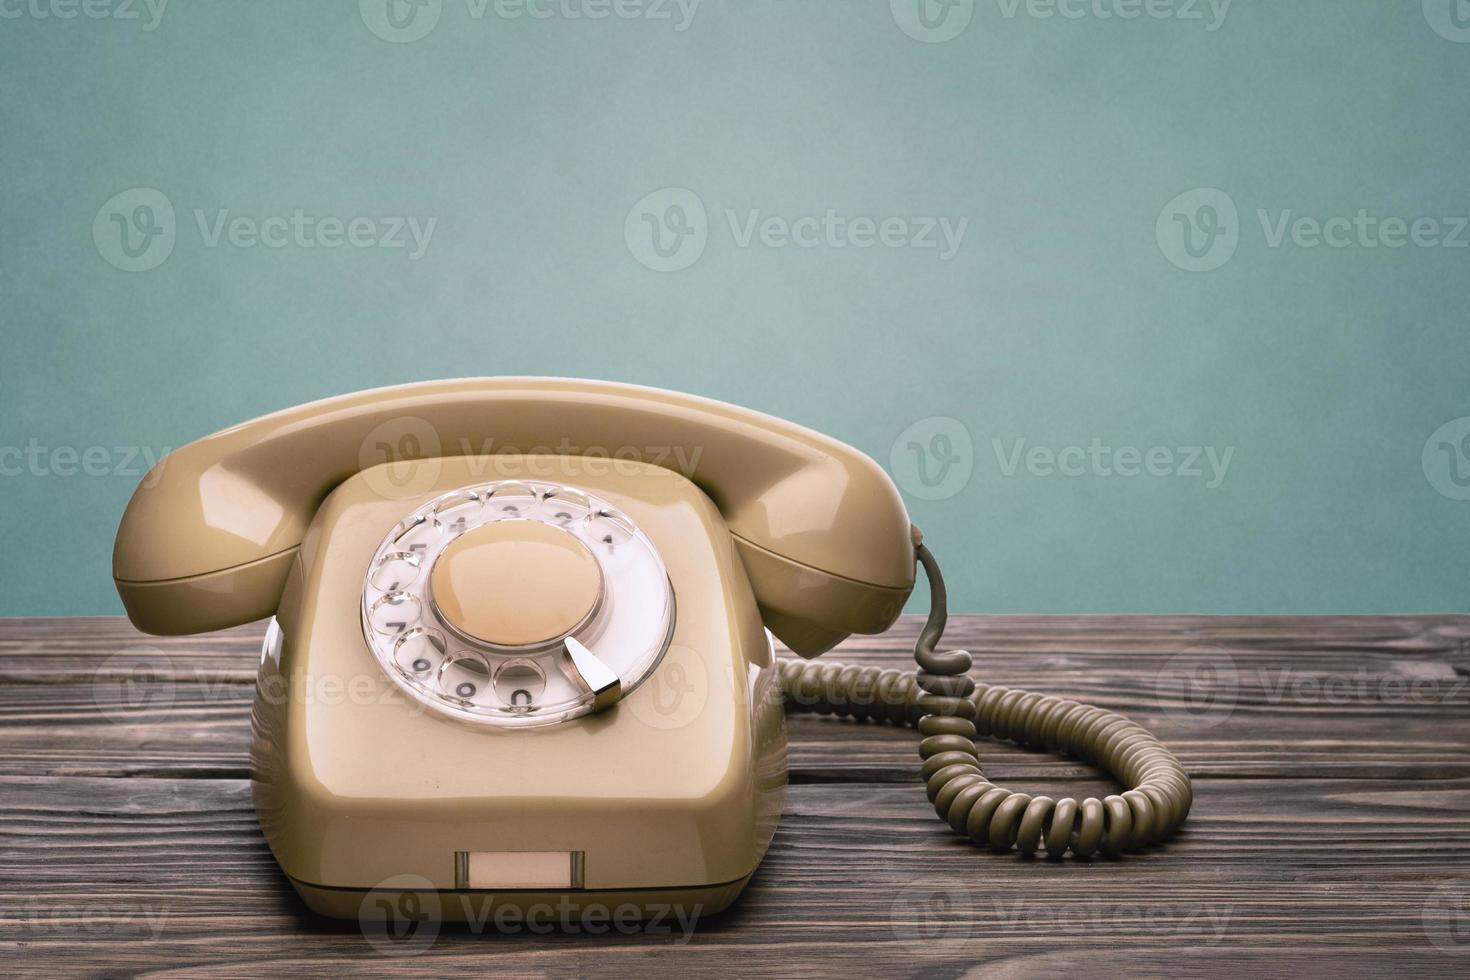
[3,615,1469,978]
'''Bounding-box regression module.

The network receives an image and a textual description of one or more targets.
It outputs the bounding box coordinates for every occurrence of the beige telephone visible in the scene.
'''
[113,378,1191,921]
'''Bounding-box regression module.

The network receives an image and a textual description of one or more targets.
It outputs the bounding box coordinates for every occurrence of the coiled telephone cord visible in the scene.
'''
[778,543,1192,857]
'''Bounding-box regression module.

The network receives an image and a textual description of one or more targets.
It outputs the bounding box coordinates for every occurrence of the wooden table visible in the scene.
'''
[4,615,1469,977]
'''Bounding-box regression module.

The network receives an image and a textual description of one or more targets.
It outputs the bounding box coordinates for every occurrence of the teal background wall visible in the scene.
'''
[2,0,1467,617]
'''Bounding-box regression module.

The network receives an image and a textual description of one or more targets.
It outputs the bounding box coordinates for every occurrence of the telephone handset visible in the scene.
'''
[113,378,1190,921]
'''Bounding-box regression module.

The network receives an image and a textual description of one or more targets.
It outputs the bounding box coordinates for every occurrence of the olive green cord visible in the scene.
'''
[777,543,1193,857]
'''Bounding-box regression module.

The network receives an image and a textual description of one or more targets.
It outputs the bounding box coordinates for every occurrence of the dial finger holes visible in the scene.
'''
[369,551,421,591]
[538,488,592,528]
[432,490,482,535]
[393,515,441,559]
[363,479,673,728]
[484,482,538,519]
[494,659,546,711]
[394,628,446,679]
[586,510,634,554]
[368,592,421,635]
[439,653,492,705]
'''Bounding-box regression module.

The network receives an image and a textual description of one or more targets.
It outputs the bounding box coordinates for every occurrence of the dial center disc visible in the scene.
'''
[429,520,604,648]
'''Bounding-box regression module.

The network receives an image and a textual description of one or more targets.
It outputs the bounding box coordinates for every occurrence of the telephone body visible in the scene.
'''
[113,378,1191,922]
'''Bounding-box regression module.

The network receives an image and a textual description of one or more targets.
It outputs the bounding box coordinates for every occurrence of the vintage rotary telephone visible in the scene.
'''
[112,378,1191,920]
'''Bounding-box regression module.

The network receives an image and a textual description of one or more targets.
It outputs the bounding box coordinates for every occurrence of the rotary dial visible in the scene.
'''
[361,480,674,728]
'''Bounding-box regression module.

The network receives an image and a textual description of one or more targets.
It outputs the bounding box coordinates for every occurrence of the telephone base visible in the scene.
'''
[251,458,788,920]
[289,874,751,926]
